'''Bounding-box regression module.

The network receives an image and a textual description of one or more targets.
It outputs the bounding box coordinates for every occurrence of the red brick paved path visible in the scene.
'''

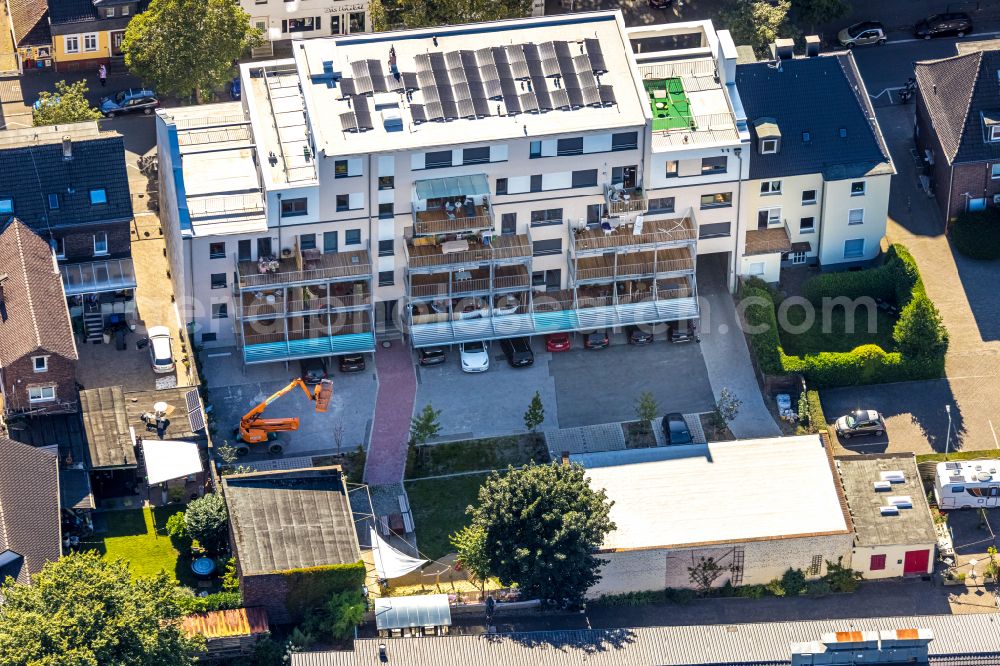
[363,341,416,485]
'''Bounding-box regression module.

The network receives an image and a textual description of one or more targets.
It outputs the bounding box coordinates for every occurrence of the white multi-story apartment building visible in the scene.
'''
[244,0,370,57]
[155,11,890,366]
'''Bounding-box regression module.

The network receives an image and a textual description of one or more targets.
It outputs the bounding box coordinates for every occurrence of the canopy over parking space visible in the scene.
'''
[374,594,451,633]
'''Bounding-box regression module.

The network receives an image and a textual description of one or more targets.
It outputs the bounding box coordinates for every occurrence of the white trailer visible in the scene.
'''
[934,460,1000,510]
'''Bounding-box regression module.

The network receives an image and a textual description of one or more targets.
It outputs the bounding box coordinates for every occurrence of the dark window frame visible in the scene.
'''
[281,197,308,217]
[209,242,226,259]
[556,137,584,156]
[701,155,728,175]
[532,238,563,257]
[462,146,490,165]
[424,150,453,169]
[210,273,227,289]
[345,229,362,246]
[378,270,395,286]
[611,131,638,151]
[571,169,598,189]
[700,192,733,209]
[530,208,563,226]
[378,239,394,256]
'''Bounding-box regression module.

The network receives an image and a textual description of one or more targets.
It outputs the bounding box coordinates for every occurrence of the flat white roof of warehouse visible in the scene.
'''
[574,434,851,551]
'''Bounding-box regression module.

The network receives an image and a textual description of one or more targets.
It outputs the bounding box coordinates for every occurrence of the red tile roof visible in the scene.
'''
[180,607,270,640]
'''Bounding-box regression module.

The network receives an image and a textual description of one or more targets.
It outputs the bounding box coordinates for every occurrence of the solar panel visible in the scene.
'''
[425,101,444,121]
[401,72,419,91]
[573,54,593,74]
[370,68,388,93]
[532,81,551,111]
[480,64,499,83]
[519,92,539,113]
[186,389,206,432]
[445,50,464,70]
[429,52,448,75]
[503,92,521,115]
[417,69,437,89]
[472,96,491,117]
[457,98,476,118]
[582,85,601,106]
[414,53,433,74]
[453,81,471,102]
[184,388,199,413]
[385,74,404,92]
[554,41,573,64]
[511,60,531,80]
[542,57,560,78]
[354,73,374,95]
[598,85,616,106]
[338,78,356,98]
[353,96,374,129]
[538,42,557,61]
[506,45,526,67]
[411,104,428,124]
[448,66,467,84]
[585,38,607,73]
[352,60,371,80]
[522,43,541,62]
[483,78,503,99]
[339,111,358,132]
[437,84,455,103]
[566,86,584,108]
[549,88,570,110]
[475,47,496,68]
[562,70,580,90]
[421,85,440,103]
[577,68,597,90]
[441,99,458,120]
[527,58,544,79]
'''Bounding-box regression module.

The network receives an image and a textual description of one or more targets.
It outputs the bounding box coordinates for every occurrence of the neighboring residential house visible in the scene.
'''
[48,0,141,72]
[914,44,1000,223]
[0,122,136,343]
[735,50,894,282]
[0,435,62,584]
[0,219,79,416]
[244,0,370,58]
[3,0,53,72]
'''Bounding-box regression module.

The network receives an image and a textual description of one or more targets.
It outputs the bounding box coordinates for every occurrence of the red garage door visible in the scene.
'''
[903,549,930,575]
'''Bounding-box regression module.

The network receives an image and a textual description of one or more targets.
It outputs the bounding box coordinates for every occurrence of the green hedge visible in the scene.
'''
[281,560,367,622]
[802,245,923,307]
[949,208,1000,260]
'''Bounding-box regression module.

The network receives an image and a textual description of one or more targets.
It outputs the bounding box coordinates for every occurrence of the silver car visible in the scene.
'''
[838,21,887,48]
[835,409,885,439]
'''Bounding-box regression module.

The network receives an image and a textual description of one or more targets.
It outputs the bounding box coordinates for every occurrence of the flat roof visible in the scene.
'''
[275,11,646,159]
[837,455,936,548]
[638,58,740,148]
[574,435,850,551]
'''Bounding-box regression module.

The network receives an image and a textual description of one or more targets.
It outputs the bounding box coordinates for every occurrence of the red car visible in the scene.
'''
[545,333,571,352]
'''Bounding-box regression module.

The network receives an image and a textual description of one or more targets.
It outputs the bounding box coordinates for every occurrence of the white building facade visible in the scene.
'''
[244,0,370,57]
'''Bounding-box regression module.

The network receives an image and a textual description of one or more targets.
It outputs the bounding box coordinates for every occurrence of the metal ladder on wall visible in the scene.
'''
[730,547,745,586]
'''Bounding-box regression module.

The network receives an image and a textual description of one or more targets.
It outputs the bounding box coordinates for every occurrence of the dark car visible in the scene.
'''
[837,21,886,48]
[338,353,366,373]
[100,89,159,117]
[300,357,328,384]
[661,413,693,445]
[418,347,446,366]
[834,409,886,439]
[500,337,534,368]
[648,0,672,8]
[584,331,609,349]
[626,325,653,345]
[915,13,972,39]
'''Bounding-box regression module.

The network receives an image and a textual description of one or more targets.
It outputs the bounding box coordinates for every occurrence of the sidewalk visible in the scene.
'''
[364,341,417,485]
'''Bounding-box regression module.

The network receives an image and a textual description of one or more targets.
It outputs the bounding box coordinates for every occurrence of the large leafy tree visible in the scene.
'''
[185,493,229,552]
[724,0,793,56]
[793,0,850,33]
[122,0,262,100]
[398,0,532,29]
[0,552,196,665]
[468,463,615,604]
[32,80,102,127]
[450,524,491,593]
[893,293,948,359]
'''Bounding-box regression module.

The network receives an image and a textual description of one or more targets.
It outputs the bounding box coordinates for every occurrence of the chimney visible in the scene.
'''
[561,451,570,466]
[804,35,820,57]
[771,38,794,61]
[62,136,72,161]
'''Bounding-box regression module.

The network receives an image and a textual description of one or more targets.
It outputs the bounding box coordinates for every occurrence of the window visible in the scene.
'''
[0,197,11,213]
[378,203,394,219]
[238,240,252,262]
[802,131,811,143]
[121,3,129,14]
[64,36,79,53]
[33,356,47,373]
[790,250,807,265]
[748,262,765,276]
[378,270,395,286]
[334,160,350,178]
[48,193,59,210]
[760,180,781,195]
[532,238,562,256]
[54,237,65,259]
[323,231,338,254]
[378,175,394,190]
[992,164,1000,179]
[647,197,675,214]
[952,486,965,493]
[257,237,273,258]
[556,137,583,156]
[844,238,865,259]
[462,146,490,165]
[210,273,227,289]
[83,33,98,52]
[209,242,226,259]
[700,192,732,209]
[284,17,317,33]
[799,217,815,233]
[611,131,638,151]
[299,233,316,250]
[378,239,394,256]
[529,141,542,158]
[424,150,452,169]
[201,332,217,343]
[757,207,781,228]
[611,165,637,187]
[212,303,229,319]
[530,174,543,193]
[90,189,107,205]
[28,386,56,403]
[495,178,508,195]
[105,7,115,17]
[336,194,349,212]
[802,189,817,205]
[848,208,865,225]
[345,229,361,245]
[349,11,365,32]
[850,181,866,196]
[665,160,678,178]
[501,213,517,235]
[586,204,603,223]
[699,221,731,239]
[530,208,563,226]
[701,156,727,174]
[992,126,1000,142]
[761,139,777,154]
[571,169,597,188]
[93,232,108,255]
[281,197,307,217]
[870,554,887,571]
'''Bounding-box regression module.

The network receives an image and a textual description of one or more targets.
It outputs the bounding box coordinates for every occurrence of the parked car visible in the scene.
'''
[229,76,241,100]
[147,326,174,374]
[459,341,490,373]
[835,409,886,439]
[100,89,159,117]
[648,0,672,8]
[545,333,571,353]
[418,347,447,366]
[661,413,693,445]
[584,331,610,349]
[300,357,328,384]
[338,353,365,373]
[914,13,972,39]
[837,21,886,48]
[500,337,534,367]
[626,325,653,345]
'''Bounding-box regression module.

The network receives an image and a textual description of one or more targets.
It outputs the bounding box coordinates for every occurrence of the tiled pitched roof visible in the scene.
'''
[0,219,78,367]
[0,436,61,584]
[735,54,893,181]
[915,49,1000,165]
[6,0,50,47]
[48,0,99,25]
[0,130,132,232]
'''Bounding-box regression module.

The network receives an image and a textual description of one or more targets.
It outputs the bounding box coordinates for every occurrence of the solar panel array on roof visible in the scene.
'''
[585,38,607,73]
[352,96,374,130]
[339,111,358,132]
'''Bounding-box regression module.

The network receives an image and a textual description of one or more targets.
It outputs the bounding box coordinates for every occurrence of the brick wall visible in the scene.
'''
[950,162,1000,222]
[241,573,292,624]
[55,221,131,262]
[1,351,78,415]
[914,89,951,222]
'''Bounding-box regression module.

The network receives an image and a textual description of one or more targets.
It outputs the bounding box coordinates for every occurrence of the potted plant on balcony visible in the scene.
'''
[281,247,293,258]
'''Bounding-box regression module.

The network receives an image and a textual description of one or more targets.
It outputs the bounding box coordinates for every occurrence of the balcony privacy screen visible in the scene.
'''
[414,174,490,200]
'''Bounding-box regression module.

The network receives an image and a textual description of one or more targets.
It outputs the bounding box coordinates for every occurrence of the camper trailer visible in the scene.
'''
[933,460,1000,509]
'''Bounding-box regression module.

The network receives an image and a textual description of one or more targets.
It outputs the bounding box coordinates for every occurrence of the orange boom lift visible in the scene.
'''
[236,378,333,451]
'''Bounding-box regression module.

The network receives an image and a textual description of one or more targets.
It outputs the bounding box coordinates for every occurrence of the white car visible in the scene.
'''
[459,341,490,373]
[147,326,175,374]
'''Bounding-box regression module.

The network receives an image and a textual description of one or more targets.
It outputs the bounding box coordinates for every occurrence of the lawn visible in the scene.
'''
[406,434,549,479]
[88,506,198,587]
[405,473,490,560]
[778,302,898,357]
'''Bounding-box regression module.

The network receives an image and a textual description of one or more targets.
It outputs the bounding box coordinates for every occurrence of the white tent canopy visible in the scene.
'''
[370,528,427,579]
[141,439,202,485]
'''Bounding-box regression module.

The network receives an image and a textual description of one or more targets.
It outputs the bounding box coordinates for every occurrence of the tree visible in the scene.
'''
[468,462,615,604]
[217,441,239,465]
[724,0,792,56]
[450,524,491,594]
[398,0,532,29]
[410,403,442,446]
[185,493,229,552]
[0,552,195,665]
[635,391,659,433]
[710,387,742,434]
[369,0,388,31]
[300,589,366,641]
[793,0,850,33]
[122,0,262,100]
[32,80,101,127]
[893,293,947,358]
[523,391,545,432]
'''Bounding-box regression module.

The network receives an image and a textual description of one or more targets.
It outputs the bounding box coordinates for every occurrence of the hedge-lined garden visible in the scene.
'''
[741,245,948,388]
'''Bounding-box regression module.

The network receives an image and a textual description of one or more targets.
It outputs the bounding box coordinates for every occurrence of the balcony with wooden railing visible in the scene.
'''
[413,205,494,236]
[405,233,531,272]
[238,282,371,319]
[241,313,372,346]
[237,246,372,289]
[571,214,697,255]
[407,265,531,300]
[604,184,648,216]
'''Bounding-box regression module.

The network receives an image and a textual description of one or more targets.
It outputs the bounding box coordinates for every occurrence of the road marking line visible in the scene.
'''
[886,31,1000,46]
[990,419,999,449]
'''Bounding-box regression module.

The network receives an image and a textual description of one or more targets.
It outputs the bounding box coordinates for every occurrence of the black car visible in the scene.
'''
[914,13,972,39]
[584,331,610,349]
[300,357,328,384]
[99,89,160,117]
[338,353,366,373]
[500,337,534,367]
[418,347,447,366]
[626,325,653,345]
[648,0,672,8]
[661,413,693,445]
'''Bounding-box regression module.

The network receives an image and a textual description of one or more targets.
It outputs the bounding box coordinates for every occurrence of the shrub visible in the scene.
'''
[893,293,948,358]
[735,584,768,599]
[765,577,785,597]
[781,568,807,596]
[823,558,862,593]
[281,561,366,623]
[949,208,1000,260]
[175,590,242,614]
[184,494,229,554]
[806,580,831,597]
[165,512,190,549]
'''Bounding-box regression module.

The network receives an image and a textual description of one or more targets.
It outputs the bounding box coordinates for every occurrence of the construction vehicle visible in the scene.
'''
[235,377,333,455]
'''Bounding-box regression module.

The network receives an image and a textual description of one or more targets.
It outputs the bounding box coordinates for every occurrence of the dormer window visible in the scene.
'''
[0,197,11,214]
[991,125,1000,142]
[753,117,780,155]
[761,139,778,154]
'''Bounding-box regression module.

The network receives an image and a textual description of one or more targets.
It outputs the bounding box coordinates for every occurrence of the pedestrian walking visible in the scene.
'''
[98,64,107,87]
